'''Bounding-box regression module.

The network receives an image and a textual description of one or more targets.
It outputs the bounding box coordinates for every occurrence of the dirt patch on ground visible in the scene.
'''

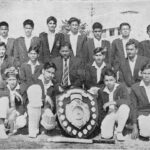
[0,128,150,149]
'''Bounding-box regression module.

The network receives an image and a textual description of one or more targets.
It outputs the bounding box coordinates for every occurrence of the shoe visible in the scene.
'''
[116,132,125,141]
[0,124,8,139]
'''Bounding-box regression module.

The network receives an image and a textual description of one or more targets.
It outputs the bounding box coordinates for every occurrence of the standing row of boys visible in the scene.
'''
[0,16,150,141]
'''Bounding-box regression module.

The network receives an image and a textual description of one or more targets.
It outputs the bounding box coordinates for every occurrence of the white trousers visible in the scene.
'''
[0,97,9,119]
[0,97,26,129]
[101,104,130,138]
[138,114,150,137]
[28,106,41,135]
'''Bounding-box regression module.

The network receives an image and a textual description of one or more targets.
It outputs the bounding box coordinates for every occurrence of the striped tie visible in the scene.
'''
[62,59,69,86]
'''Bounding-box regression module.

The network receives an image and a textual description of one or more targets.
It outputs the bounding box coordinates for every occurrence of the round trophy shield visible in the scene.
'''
[56,88,98,138]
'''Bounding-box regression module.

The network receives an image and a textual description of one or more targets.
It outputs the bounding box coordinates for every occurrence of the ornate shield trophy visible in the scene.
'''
[56,88,98,138]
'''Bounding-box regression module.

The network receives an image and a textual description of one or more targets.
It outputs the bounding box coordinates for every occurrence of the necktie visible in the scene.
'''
[62,59,69,86]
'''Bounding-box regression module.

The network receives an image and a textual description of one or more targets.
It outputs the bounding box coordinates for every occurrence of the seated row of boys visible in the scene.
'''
[0,39,150,141]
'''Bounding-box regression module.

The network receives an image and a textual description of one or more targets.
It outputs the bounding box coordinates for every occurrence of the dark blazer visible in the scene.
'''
[52,56,84,88]
[119,55,150,87]
[0,37,15,57]
[130,82,150,124]
[39,32,64,63]
[19,61,43,94]
[64,33,88,63]
[138,40,150,58]
[86,38,111,64]
[1,55,19,78]
[97,83,130,125]
[6,38,15,57]
[110,38,139,71]
[14,36,41,66]
[84,62,111,90]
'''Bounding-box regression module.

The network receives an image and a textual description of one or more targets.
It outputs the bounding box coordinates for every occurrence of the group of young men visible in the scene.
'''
[0,16,150,142]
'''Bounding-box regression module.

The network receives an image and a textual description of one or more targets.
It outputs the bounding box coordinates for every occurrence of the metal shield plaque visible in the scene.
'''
[56,88,98,138]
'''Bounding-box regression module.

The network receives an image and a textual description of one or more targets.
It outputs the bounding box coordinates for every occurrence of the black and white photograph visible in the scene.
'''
[0,0,150,149]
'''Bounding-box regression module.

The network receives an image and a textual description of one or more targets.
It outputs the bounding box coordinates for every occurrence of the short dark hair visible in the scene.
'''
[147,25,150,33]
[68,17,80,25]
[92,22,103,30]
[0,21,9,28]
[28,45,39,54]
[141,63,150,72]
[47,16,57,24]
[93,47,105,55]
[119,22,131,30]
[23,19,34,28]
[126,39,139,49]
[43,62,57,71]
[0,42,6,49]
[103,67,116,79]
[61,41,72,50]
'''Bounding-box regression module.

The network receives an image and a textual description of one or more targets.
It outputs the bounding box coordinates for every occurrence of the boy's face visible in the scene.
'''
[60,46,70,59]
[0,45,6,57]
[7,76,17,90]
[28,50,38,61]
[93,28,102,40]
[43,67,55,82]
[104,75,116,90]
[126,44,138,59]
[24,24,33,37]
[93,52,105,64]
[70,21,79,34]
[0,25,9,38]
[120,25,131,37]
[47,20,56,32]
[142,68,150,84]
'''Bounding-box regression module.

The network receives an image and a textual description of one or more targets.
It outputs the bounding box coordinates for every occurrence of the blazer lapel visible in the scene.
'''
[119,39,125,58]
[133,56,140,78]
[89,39,95,57]
[76,35,82,57]
[140,86,149,103]
[126,59,133,77]
[91,66,97,83]
[21,37,27,52]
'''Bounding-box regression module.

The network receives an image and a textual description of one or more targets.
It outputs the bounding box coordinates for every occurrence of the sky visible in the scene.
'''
[0,0,149,40]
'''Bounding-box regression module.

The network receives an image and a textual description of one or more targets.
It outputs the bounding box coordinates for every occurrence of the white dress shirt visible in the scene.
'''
[27,60,40,74]
[93,37,102,48]
[7,84,20,108]
[103,83,119,102]
[92,61,106,83]
[63,58,71,85]
[122,37,129,58]
[128,55,137,76]
[140,80,150,103]
[48,32,55,53]
[38,74,53,95]
[69,32,80,56]
[24,36,33,50]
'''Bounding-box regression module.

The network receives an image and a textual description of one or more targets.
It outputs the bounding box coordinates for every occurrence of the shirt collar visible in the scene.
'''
[0,36,8,41]
[48,31,56,36]
[24,35,33,40]
[38,74,53,87]
[68,31,80,36]
[128,55,137,62]
[92,61,106,69]
[7,83,20,91]
[103,83,119,94]
[27,60,40,66]
[140,80,150,88]
[93,37,101,42]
